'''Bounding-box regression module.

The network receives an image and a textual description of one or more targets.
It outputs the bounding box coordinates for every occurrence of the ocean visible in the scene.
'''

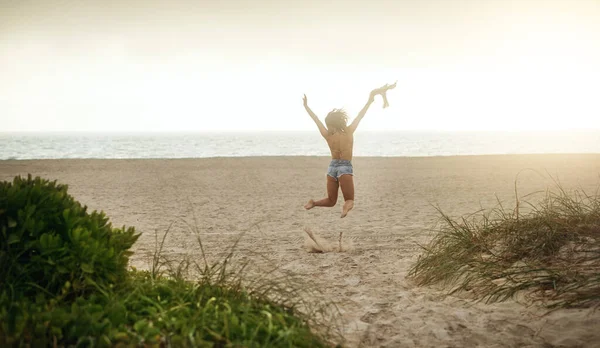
[1,131,600,160]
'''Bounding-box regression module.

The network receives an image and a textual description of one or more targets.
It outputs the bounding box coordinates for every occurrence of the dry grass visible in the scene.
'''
[147,218,345,345]
[409,178,600,309]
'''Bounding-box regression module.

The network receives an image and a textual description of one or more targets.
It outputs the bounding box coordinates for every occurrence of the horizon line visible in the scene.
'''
[2,128,600,134]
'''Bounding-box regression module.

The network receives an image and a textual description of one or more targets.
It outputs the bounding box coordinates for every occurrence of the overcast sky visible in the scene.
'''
[1,0,599,132]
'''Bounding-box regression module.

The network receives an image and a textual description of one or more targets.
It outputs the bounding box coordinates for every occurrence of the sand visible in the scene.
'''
[2,154,600,347]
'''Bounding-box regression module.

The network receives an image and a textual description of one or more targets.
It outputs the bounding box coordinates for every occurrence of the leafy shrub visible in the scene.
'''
[0,175,334,347]
[0,175,139,298]
[0,270,330,347]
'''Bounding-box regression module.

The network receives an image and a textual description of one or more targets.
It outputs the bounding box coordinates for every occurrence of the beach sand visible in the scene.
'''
[2,154,600,347]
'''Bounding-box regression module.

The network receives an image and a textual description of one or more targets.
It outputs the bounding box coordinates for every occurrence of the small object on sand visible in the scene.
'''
[338,231,343,252]
[304,227,326,253]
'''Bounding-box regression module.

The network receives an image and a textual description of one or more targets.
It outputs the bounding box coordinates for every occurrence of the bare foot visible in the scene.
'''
[341,200,354,218]
[304,199,315,210]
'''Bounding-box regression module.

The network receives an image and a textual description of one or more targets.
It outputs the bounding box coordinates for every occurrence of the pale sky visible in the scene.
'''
[1,0,599,132]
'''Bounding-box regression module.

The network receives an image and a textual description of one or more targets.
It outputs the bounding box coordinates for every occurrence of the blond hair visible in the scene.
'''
[325,109,348,134]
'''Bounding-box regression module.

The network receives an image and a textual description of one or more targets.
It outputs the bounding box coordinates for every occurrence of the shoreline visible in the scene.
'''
[2,152,600,161]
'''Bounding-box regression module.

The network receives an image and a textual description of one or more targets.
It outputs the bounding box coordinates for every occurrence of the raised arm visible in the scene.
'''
[348,82,397,133]
[303,94,329,138]
[347,89,377,133]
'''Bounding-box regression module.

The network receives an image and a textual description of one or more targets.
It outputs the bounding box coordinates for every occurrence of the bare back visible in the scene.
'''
[304,86,386,161]
[325,131,354,160]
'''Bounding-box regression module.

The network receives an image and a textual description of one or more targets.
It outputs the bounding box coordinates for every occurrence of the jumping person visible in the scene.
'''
[303,82,396,218]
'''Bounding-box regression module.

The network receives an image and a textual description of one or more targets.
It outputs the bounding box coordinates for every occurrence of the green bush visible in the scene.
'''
[0,175,139,298]
[1,271,330,347]
[0,175,334,347]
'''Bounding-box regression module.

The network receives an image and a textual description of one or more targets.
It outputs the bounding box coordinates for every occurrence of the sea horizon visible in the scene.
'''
[2,130,600,160]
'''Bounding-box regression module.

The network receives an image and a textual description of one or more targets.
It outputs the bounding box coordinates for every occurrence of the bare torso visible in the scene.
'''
[325,131,354,160]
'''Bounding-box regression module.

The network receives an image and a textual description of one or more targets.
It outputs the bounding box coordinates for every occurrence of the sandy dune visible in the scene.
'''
[2,155,600,347]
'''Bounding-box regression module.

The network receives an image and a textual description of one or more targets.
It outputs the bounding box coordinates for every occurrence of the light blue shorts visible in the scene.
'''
[327,159,353,181]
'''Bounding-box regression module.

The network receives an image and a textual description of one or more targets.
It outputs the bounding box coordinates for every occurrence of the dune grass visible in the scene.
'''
[144,223,343,347]
[408,179,600,309]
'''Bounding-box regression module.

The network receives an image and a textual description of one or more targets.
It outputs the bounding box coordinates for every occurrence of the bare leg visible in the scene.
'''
[339,174,355,218]
[305,176,339,209]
